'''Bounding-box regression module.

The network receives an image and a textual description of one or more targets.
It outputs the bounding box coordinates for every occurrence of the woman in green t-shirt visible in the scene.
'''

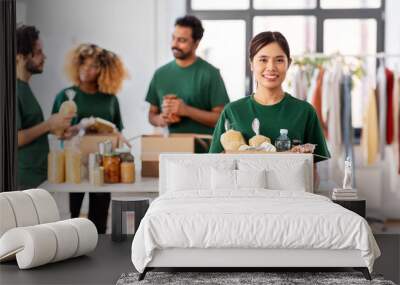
[210,31,330,179]
[52,43,128,233]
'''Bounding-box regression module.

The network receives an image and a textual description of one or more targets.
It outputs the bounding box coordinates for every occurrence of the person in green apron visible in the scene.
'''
[52,43,127,233]
[210,32,330,183]
[145,15,230,146]
[16,25,73,190]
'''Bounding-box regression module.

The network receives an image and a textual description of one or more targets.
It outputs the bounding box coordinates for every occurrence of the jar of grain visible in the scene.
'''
[103,153,120,183]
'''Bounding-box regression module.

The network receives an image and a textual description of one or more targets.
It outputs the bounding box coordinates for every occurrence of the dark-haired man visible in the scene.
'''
[146,15,230,138]
[16,25,72,189]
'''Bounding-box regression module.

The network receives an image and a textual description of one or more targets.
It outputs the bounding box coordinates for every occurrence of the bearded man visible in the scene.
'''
[145,15,230,138]
[16,25,72,189]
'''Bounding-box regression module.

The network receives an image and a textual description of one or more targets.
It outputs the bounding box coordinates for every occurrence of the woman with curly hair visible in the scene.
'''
[52,43,127,233]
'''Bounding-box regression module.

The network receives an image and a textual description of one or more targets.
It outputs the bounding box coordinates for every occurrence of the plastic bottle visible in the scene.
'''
[275,129,291,152]
[48,136,66,183]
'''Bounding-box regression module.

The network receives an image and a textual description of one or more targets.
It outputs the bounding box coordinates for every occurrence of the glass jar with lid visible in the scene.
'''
[116,148,135,183]
[103,153,121,183]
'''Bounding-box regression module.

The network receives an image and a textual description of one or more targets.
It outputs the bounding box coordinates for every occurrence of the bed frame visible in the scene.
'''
[139,248,371,280]
[138,154,372,281]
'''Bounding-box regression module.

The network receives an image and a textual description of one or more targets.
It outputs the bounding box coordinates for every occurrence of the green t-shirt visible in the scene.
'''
[209,93,331,162]
[145,57,230,135]
[52,86,124,131]
[16,79,49,189]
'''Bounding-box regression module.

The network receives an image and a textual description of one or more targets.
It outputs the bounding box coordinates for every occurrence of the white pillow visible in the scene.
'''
[168,162,210,191]
[237,169,267,189]
[267,167,306,191]
[211,168,236,190]
[211,168,267,190]
[167,159,235,191]
[238,159,307,191]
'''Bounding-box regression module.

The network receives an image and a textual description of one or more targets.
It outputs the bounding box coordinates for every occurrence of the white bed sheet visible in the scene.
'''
[131,190,380,273]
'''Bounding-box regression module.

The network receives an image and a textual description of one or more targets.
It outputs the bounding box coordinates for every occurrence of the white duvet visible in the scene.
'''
[131,190,380,273]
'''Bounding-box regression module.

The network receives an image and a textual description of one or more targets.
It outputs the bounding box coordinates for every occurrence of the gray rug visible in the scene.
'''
[117,271,396,285]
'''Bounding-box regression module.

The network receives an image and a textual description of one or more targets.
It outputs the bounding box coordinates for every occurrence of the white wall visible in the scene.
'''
[385,0,400,63]
[17,0,185,162]
[155,0,186,66]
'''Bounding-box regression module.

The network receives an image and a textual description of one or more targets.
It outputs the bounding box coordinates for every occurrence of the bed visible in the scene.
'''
[131,153,380,281]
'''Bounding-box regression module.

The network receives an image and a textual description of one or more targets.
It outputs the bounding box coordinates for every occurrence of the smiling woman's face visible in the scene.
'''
[79,57,100,84]
[251,42,290,92]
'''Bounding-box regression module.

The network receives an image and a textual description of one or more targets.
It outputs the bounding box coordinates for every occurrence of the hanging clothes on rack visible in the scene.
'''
[321,67,331,134]
[393,71,400,174]
[327,62,343,157]
[388,70,400,195]
[361,88,379,165]
[307,67,319,103]
[340,73,355,188]
[291,65,308,101]
[311,67,328,137]
[386,68,395,145]
[393,72,400,195]
[377,60,387,159]
[289,53,400,193]
[381,65,399,198]
[325,62,345,186]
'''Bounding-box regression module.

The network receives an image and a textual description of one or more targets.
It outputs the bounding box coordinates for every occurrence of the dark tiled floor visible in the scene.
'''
[1,233,399,285]
[0,235,134,285]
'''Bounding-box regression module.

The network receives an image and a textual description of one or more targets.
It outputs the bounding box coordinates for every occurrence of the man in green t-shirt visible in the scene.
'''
[145,15,230,135]
[16,25,73,189]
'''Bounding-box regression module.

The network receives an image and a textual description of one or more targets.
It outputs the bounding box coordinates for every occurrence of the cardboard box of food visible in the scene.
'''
[141,133,212,177]
[141,161,159,177]
[65,134,119,158]
[81,134,119,159]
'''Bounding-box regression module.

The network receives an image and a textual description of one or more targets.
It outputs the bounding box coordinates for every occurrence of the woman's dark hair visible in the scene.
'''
[16,25,40,56]
[249,31,291,62]
[175,15,204,42]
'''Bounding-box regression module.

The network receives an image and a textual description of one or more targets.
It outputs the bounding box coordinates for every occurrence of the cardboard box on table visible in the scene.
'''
[141,133,212,177]
[80,134,119,155]
[65,134,119,161]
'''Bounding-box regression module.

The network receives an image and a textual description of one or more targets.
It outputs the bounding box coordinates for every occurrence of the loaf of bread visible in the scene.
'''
[260,141,277,152]
[220,129,246,151]
[54,100,77,138]
[54,89,77,138]
[238,144,251,151]
[249,135,271,147]
[88,118,116,134]
[59,100,77,116]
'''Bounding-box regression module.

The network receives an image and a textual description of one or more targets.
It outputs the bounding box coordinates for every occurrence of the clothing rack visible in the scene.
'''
[290,52,400,189]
